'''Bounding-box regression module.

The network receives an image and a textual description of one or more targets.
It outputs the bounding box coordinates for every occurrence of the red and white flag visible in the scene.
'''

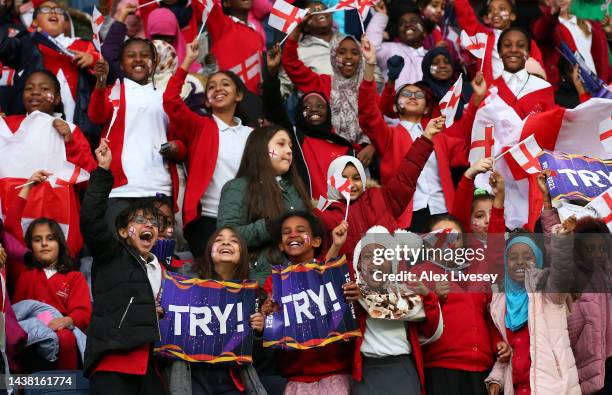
[0,111,89,253]
[599,115,612,152]
[229,52,261,86]
[327,0,374,18]
[469,123,495,163]
[439,74,462,128]
[460,31,488,59]
[329,172,351,201]
[585,186,612,232]
[269,0,308,35]
[197,0,214,27]
[91,6,104,52]
[503,135,543,175]
[422,228,461,250]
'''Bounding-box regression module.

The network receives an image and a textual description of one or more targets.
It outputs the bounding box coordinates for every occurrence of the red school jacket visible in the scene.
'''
[453,0,544,84]
[163,68,220,227]
[491,76,556,119]
[532,6,612,90]
[315,136,434,262]
[352,291,442,395]
[358,80,471,229]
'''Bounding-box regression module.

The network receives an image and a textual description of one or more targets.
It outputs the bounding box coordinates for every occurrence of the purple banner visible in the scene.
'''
[539,150,612,203]
[263,256,361,350]
[154,271,257,364]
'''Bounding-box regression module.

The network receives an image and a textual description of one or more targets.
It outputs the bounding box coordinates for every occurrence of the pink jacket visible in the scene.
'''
[485,234,581,395]
[541,209,612,394]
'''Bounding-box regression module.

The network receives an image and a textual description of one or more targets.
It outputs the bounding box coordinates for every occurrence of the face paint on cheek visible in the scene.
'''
[166,227,174,238]
[415,23,423,32]
[128,226,136,239]
[523,51,529,60]
[45,93,55,103]
[499,10,510,20]
[430,65,438,74]
[268,149,278,160]
[303,234,311,246]
[335,56,344,67]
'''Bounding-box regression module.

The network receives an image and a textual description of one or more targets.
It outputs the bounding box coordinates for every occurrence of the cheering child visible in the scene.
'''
[491,27,556,118]
[453,0,545,81]
[165,226,265,394]
[0,1,100,121]
[486,221,580,394]
[358,35,486,232]
[164,40,252,259]
[89,37,177,229]
[263,212,358,394]
[4,172,92,371]
[80,139,166,395]
[282,16,375,163]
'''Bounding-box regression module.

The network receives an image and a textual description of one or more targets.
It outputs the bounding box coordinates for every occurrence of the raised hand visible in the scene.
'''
[94,59,109,89]
[373,0,386,14]
[95,138,112,170]
[361,35,377,65]
[182,40,200,70]
[536,169,553,204]
[332,220,349,248]
[471,71,488,106]
[488,171,505,196]
[465,157,494,179]
[423,116,446,140]
[117,3,137,22]
[266,43,282,76]
[342,281,360,302]
[249,312,264,332]
[72,51,94,69]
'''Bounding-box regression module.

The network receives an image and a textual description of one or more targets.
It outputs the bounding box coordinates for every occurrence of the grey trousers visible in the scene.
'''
[352,354,420,395]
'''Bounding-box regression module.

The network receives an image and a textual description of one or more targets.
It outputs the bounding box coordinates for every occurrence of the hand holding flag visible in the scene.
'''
[496,134,543,175]
[439,74,463,128]
[269,0,309,40]
[585,186,612,232]
[329,172,352,221]
[91,6,104,52]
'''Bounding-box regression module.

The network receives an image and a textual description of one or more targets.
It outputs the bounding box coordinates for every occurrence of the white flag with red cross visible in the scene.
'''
[503,135,543,175]
[329,171,351,220]
[229,52,261,87]
[91,6,104,52]
[439,74,462,128]
[469,123,495,163]
[599,115,612,152]
[422,228,462,250]
[460,31,488,59]
[326,0,374,18]
[585,186,612,232]
[269,0,308,35]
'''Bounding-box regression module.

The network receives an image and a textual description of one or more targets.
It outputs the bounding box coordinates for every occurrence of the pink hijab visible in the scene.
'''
[145,8,187,67]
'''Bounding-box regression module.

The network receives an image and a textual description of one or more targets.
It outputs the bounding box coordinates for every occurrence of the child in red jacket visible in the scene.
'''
[262,211,359,394]
[358,35,486,231]
[453,0,545,82]
[4,201,91,371]
[407,214,510,395]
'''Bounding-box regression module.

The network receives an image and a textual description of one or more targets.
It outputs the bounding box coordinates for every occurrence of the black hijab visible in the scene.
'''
[294,91,353,149]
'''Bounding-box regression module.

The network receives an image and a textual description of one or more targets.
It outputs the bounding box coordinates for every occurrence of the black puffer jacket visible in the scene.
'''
[80,168,160,377]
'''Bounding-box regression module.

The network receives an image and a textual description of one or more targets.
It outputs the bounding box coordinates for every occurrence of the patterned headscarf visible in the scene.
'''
[152,40,178,90]
[329,35,369,146]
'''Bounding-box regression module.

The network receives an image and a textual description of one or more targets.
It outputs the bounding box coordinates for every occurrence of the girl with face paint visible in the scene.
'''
[263,44,355,200]
[89,32,180,236]
[0,72,97,256]
[452,0,546,82]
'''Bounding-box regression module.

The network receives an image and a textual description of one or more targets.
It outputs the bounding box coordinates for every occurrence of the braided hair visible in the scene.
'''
[119,37,159,89]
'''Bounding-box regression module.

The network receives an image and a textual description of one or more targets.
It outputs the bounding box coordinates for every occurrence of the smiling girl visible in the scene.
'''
[163,40,252,258]
[4,173,92,370]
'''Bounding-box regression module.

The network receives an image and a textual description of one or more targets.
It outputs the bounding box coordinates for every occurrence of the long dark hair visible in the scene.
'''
[204,70,251,122]
[24,218,73,273]
[236,124,312,222]
[197,226,250,280]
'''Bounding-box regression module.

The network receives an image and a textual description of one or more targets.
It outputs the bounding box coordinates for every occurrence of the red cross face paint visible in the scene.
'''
[46,93,55,103]
[128,226,136,239]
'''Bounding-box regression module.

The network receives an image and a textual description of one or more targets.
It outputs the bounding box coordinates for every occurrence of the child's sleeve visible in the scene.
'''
[65,126,97,172]
[365,12,393,64]
[163,68,206,147]
[4,196,27,244]
[449,175,475,232]
[377,81,397,118]
[100,21,128,81]
[205,3,235,43]
[217,179,272,249]
[262,72,293,132]
[0,29,24,69]
[485,361,508,392]
[416,291,444,345]
[453,0,487,35]
[80,167,120,264]
[382,136,434,218]
[87,87,113,126]
[281,37,325,95]
[1,231,27,290]
[358,80,395,154]
[66,272,92,331]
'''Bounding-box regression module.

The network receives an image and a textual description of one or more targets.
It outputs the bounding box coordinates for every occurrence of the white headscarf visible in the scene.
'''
[326,155,367,201]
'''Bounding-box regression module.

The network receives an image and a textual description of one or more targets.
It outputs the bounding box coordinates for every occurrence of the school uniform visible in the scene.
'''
[162,68,252,257]
[358,80,471,231]
[491,69,556,119]
[6,253,91,370]
[205,3,265,94]
[453,0,544,83]
[532,6,612,90]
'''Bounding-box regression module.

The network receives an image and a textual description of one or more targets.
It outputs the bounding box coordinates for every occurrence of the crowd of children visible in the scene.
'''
[0,0,611,393]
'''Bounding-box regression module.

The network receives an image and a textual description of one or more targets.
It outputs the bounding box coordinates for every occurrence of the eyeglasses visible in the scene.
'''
[37,6,67,16]
[132,215,161,228]
[399,91,426,99]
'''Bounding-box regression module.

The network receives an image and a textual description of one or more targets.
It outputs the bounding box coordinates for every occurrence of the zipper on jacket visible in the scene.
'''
[126,248,162,340]
[118,297,134,328]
